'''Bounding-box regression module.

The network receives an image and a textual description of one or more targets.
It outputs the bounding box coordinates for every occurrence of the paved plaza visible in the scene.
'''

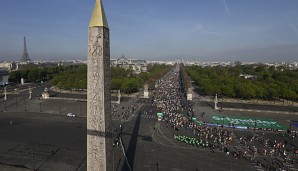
[0,112,87,171]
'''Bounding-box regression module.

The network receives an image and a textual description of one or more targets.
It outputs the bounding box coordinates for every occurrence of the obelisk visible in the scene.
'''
[87,0,112,170]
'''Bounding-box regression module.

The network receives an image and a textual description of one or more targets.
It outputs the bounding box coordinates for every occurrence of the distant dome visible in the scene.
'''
[117,54,129,64]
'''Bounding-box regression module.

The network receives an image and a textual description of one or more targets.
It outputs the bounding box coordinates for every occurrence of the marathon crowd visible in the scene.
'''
[150,64,298,171]
[112,104,138,121]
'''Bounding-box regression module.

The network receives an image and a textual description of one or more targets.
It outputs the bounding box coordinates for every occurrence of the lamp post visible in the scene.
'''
[4,86,7,101]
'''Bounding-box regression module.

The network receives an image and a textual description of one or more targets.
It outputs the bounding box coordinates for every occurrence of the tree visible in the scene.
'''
[221,84,235,97]
[121,78,139,94]
[27,68,40,82]
[111,78,122,90]
[267,83,279,100]
[8,71,22,83]
[185,64,298,101]
[254,83,266,99]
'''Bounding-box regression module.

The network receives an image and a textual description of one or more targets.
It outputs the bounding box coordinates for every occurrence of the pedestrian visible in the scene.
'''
[116,140,119,148]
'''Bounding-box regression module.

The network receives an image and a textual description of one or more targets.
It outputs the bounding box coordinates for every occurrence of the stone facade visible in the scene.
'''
[111,55,147,74]
[87,26,112,171]
[0,62,16,72]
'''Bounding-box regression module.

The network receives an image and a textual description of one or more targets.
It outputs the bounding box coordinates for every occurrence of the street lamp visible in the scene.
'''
[4,86,7,101]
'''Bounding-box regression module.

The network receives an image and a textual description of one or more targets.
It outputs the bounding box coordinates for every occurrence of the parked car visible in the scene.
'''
[67,113,76,117]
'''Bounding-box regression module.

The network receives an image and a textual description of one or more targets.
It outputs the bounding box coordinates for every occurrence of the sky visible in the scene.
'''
[0,0,298,62]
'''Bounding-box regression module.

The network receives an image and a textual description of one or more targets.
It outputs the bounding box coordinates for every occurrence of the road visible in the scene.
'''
[115,64,298,171]
[115,101,257,171]
[114,65,258,171]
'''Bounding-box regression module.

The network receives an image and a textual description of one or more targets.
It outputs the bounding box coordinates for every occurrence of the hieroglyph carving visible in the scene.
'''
[87,26,112,171]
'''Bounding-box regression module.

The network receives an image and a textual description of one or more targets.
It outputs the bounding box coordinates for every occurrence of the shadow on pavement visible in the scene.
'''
[115,158,122,171]
[121,111,142,171]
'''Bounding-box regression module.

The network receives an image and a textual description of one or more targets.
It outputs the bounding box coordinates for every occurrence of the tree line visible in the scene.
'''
[185,64,298,101]
[111,64,171,93]
[9,64,172,94]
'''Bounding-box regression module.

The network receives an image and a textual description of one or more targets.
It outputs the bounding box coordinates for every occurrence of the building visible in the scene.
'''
[239,74,257,80]
[0,62,16,72]
[0,70,9,85]
[111,54,147,74]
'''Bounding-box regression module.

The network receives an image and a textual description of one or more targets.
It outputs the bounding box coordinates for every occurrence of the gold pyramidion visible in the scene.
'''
[89,0,109,28]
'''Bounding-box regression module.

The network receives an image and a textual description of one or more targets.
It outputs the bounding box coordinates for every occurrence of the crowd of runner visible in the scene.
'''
[112,104,138,121]
[150,64,297,171]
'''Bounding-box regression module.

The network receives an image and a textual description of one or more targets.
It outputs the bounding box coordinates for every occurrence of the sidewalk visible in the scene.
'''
[204,96,297,107]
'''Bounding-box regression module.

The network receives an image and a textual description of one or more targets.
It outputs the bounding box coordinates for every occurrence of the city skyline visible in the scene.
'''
[0,0,298,62]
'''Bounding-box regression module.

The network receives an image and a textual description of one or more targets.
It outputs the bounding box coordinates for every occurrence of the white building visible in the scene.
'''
[111,55,148,74]
[0,62,16,72]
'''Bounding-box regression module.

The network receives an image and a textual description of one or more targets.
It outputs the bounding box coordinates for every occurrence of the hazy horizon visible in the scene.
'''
[0,0,298,62]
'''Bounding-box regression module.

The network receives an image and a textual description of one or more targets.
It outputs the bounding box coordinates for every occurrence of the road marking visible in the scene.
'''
[138,114,157,119]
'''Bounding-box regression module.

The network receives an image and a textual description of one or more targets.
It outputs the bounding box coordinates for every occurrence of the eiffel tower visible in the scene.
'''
[21,36,31,62]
